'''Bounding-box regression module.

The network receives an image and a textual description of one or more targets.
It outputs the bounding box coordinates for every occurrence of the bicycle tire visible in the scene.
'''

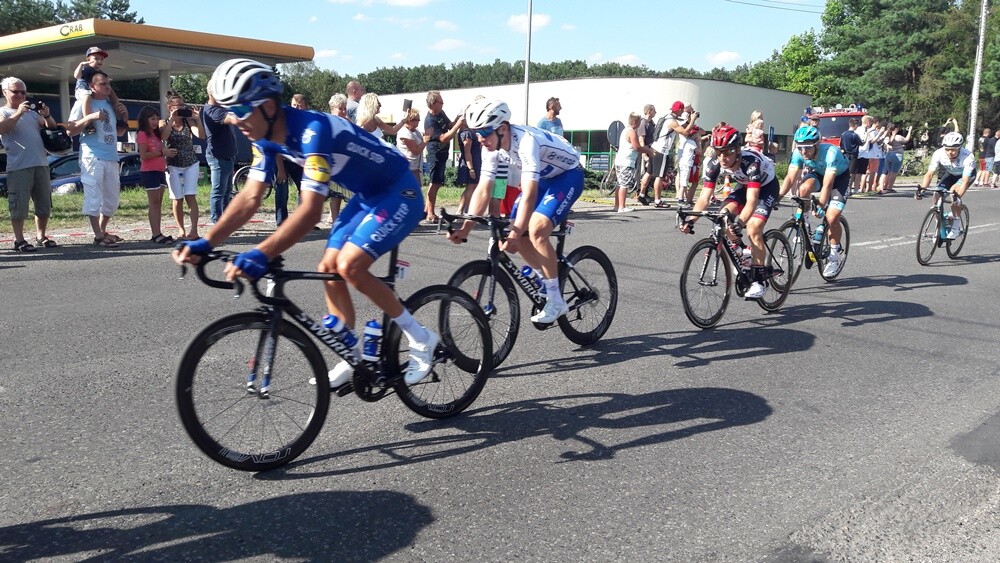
[916,209,939,265]
[176,312,330,471]
[389,285,492,420]
[818,216,850,282]
[447,260,521,368]
[758,230,792,311]
[557,245,618,345]
[945,206,970,258]
[776,219,804,287]
[600,168,618,196]
[680,238,731,329]
[232,165,274,200]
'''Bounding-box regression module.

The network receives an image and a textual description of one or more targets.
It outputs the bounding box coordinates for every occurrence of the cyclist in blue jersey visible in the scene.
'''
[447,99,584,323]
[915,131,974,239]
[779,126,851,277]
[172,58,437,389]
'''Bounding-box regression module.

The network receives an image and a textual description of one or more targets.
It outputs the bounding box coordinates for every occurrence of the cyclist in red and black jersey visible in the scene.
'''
[679,125,780,299]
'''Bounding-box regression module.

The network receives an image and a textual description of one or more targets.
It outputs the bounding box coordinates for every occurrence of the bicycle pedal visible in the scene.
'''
[332,382,354,397]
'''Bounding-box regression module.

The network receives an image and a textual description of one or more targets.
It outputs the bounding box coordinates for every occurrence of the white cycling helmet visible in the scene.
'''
[942,131,964,148]
[209,58,283,107]
[465,99,511,131]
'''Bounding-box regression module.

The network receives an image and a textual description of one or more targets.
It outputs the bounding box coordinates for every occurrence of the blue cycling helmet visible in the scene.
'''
[210,58,283,106]
[794,125,820,144]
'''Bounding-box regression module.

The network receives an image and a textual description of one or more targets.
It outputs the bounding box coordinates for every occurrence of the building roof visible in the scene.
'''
[0,18,313,83]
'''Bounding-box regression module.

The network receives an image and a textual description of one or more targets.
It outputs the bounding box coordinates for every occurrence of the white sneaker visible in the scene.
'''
[404,330,440,385]
[745,282,766,299]
[309,360,353,388]
[946,220,962,239]
[617,207,635,213]
[822,254,840,277]
[531,299,569,323]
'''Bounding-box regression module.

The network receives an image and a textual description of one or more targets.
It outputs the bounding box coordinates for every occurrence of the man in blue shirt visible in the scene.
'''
[536,97,564,138]
[202,83,237,224]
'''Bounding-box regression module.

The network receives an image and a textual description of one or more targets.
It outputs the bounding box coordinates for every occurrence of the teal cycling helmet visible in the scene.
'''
[794,125,820,144]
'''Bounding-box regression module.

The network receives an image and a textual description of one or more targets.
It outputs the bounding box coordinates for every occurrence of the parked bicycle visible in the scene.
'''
[775,195,851,286]
[230,163,290,200]
[915,185,969,265]
[440,209,618,368]
[175,248,492,471]
[599,162,639,197]
[677,208,792,329]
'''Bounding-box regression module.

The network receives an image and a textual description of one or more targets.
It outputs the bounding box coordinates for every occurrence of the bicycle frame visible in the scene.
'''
[678,209,754,288]
[789,196,832,263]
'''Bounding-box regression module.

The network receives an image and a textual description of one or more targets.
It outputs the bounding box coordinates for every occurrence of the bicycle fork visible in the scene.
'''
[247,307,282,399]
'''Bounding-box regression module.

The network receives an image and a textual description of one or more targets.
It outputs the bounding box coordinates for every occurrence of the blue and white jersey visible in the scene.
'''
[248,107,412,198]
[789,143,849,176]
[480,124,580,184]
[927,147,975,177]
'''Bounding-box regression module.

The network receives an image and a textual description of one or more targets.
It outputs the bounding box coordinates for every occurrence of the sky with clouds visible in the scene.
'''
[132,0,824,77]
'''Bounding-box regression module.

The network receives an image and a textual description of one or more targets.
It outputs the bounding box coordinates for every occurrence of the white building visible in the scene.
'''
[375,77,811,166]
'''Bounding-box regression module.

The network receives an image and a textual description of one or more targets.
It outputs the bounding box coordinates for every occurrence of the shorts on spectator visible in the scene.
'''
[986,157,996,173]
[141,170,167,190]
[456,165,477,186]
[167,163,200,200]
[648,151,674,180]
[6,166,51,221]
[615,165,636,190]
[425,150,448,185]
[884,152,903,174]
[852,157,869,174]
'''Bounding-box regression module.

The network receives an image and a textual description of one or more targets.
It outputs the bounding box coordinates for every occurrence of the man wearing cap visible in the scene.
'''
[74,46,126,123]
[676,104,704,206]
[651,100,699,207]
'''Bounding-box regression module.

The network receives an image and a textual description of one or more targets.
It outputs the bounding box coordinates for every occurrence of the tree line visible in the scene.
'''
[3,0,997,132]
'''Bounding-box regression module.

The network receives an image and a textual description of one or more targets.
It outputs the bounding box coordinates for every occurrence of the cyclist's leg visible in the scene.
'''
[746,180,779,265]
[825,172,851,246]
[526,168,583,320]
[322,195,366,327]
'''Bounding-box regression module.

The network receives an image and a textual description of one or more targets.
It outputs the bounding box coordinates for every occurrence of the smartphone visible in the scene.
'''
[403,99,412,111]
[176,107,193,118]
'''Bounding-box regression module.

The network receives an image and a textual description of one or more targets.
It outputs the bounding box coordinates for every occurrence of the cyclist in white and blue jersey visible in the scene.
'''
[779,126,851,277]
[172,58,437,389]
[915,131,973,239]
[448,99,584,323]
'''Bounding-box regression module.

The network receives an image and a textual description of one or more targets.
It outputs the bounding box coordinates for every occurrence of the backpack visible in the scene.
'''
[651,116,668,141]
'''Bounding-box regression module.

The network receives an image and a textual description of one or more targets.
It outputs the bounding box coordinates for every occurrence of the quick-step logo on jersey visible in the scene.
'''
[371,203,412,242]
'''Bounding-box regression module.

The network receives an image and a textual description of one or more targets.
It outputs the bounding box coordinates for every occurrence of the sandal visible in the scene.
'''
[34,236,58,248]
[94,236,119,248]
[103,233,124,243]
[150,234,175,244]
[13,240,37,252]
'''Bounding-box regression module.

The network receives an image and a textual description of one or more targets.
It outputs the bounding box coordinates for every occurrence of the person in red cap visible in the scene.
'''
[74,46,125,126]
[649,100,699,207]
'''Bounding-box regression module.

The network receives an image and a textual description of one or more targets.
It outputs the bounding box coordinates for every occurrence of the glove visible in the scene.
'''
[233,249,270,281]
[184,237,213,255]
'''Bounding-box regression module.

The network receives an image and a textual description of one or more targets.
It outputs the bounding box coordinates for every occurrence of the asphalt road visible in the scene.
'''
[3,184,1000,561]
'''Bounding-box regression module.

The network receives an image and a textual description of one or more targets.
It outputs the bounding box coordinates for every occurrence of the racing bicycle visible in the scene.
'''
[915,185,970,265]
[175,247,492,471]
[776,195,851,286]
[441,209,618,368]
[677,208,792,329]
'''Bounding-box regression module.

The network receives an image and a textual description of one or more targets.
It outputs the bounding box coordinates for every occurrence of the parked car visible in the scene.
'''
[48,152,143,194]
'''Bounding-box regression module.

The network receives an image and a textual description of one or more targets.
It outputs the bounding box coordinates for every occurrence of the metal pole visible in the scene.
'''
[968,0,989,150]
[523,0,532,125]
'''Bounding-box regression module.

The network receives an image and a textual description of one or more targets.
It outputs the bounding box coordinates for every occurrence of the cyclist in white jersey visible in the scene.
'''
[915,131,974,239]
[447,99,584,323]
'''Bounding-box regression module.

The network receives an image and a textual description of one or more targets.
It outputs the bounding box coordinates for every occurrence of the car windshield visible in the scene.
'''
[817,116,853,140]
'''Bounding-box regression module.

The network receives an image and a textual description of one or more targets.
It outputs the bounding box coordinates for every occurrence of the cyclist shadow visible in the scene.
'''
[774,299,933,327]
[948,253,1000,265]
[497,327,815,372]
[0,492,431,561]
[266,387,772,476]
[790,272,967,293]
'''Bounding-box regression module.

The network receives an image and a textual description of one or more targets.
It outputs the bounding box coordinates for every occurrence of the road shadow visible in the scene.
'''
[950,253,1000,265]
[0,491,431,561]
[789,272,967,294]
[266,387,772,478]
[777,299,933,327]
[951,402,1000,474]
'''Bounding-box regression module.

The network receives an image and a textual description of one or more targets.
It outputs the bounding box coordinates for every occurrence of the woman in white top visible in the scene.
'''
[612,113,651,212]
[395,107,427,184]
[357,92,405,144]
[878,123,912,194]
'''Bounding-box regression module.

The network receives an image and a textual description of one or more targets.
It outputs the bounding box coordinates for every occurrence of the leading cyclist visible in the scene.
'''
[679,125,779,299]
[778,125,851,277]
[447,99,584,323]
[915,131,973,240]
[172,58,437,389]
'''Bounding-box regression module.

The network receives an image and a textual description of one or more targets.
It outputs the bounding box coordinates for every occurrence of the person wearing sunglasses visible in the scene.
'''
[778,125,851,277]
[447,98,584,324]
[172,58,437,389]
[679,125,779,300]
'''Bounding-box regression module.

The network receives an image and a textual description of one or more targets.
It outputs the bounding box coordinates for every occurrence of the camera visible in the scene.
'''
[175,107,193,118]
[26,99,42,111]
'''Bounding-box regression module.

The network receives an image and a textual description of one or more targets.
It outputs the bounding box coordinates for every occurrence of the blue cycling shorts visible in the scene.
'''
[509,166,583,227]
[327,176,423,260]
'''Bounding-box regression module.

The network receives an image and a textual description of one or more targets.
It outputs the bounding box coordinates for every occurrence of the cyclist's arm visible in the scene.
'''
[203,177,269,249]
[818,169,837,208]
[779,164,801,198]
[739,187,760,226]
[254,189,325,258]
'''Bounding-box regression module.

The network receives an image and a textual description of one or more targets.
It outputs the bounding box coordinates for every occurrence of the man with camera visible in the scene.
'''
[0,77,59,252]
[650,100,699,208]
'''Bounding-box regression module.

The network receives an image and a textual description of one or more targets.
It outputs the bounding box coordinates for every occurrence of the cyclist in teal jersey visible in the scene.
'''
[779,126,851,277]
[172,58,437,389]
[915,131,974,239]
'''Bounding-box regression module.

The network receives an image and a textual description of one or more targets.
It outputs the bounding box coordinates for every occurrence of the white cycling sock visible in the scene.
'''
[393,309,429,343]
[542,278,563,304]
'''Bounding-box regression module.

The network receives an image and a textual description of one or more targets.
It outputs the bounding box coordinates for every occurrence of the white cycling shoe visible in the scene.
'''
[744,282,766,299]
[531,300,569,324]
[404,330,440,385]
[310,345,360,389]
[823,254,840,277]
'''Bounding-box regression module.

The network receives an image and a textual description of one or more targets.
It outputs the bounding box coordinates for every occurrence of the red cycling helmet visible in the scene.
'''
[711,125,741,151]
